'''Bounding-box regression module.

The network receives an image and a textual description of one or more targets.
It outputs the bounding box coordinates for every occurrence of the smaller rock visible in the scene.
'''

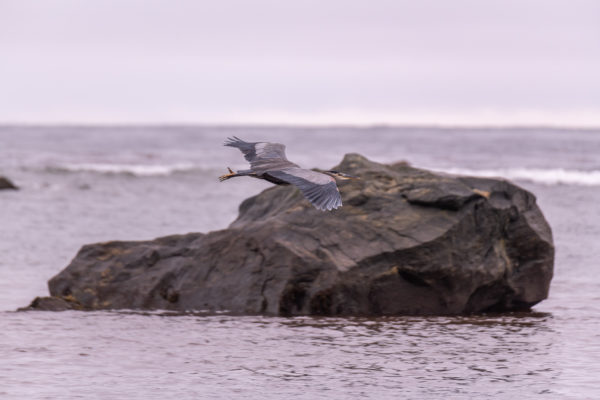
[0,176,18,190]
[19,296,82,311]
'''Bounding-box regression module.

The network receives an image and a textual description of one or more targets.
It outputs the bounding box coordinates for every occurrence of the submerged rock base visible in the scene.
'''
[25,154,554,315]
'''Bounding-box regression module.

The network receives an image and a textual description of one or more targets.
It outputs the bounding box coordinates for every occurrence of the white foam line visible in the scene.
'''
[51,162,198,176]
[438,167,600,186]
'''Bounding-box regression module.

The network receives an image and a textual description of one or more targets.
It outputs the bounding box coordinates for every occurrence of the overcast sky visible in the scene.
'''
[1,0,599,125]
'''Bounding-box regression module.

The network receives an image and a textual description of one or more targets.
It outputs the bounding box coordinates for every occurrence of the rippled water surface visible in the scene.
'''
[1,126,600,399]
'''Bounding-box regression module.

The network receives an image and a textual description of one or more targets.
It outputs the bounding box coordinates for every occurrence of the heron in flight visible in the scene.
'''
[219,137,357,211]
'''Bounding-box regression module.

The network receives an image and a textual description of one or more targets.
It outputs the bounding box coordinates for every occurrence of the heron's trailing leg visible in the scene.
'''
[219,168,256,182]
[219,167,237,182]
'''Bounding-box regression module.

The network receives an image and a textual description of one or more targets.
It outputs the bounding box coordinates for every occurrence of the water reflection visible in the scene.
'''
[4,307,598,399]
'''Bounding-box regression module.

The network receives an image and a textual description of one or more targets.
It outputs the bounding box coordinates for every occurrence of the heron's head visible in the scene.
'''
[324,170,360,180]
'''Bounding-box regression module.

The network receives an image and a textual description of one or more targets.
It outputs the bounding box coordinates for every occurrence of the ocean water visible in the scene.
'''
[1,126,599,399]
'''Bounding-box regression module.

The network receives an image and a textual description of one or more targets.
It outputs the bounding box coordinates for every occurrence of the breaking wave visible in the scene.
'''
[42,163,600,185]
[439,167,600,186]
[46,162,200,176]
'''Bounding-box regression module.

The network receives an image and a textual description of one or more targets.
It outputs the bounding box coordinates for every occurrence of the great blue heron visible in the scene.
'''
[219,137,357,211]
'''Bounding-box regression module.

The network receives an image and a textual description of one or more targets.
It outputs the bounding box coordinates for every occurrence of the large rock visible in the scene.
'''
[0,176,18,190]
[28,154,554,315]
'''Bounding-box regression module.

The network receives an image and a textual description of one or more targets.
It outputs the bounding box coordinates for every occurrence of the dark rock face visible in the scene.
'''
[32,154,554,315]
[0,176,18,190]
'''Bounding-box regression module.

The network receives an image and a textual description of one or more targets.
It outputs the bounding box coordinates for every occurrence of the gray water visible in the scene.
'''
[1,126,599,399]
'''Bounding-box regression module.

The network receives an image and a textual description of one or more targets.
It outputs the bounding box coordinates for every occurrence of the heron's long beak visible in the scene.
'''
[340,173,360,180]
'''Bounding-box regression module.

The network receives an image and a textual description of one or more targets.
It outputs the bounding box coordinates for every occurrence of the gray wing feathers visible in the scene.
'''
[224,137,297,172]
[267,169,342,211]
[224,136,257,163]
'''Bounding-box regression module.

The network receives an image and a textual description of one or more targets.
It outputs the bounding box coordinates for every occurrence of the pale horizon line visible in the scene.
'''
[2,122,600,131]
[2,109,600,130]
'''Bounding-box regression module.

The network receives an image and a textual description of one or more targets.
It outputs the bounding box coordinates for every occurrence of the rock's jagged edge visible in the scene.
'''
[23,154,554,315]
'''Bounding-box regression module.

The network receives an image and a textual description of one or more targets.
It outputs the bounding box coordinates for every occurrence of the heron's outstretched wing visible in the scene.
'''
[224,136,298,173]
[266,168,343,211]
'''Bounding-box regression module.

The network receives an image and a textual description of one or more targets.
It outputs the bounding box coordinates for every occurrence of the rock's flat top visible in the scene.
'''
[26,154,554,315]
